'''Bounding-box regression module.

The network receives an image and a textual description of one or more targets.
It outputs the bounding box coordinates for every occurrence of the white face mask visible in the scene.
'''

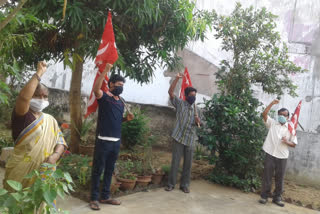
[29,98,49,112]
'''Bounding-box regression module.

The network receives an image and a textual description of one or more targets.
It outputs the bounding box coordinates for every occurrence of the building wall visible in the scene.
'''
[287,131,320,187]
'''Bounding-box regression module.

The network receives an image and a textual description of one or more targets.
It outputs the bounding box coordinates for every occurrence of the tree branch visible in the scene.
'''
[0,0,28,32]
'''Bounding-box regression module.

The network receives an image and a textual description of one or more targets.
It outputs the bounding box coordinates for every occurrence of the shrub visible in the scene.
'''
[121,108,150,149]
[198,92,267,191]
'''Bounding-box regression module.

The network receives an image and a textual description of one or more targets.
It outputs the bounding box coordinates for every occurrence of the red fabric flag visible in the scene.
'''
[288,100,302,136]
[179,67,193,100]
[85,12,118,118]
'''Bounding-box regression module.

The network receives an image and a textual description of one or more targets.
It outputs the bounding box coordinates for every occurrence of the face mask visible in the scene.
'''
[29,98,49,112]
[111,86,123,96]
[186,96,196,105]
[278,115,287,124]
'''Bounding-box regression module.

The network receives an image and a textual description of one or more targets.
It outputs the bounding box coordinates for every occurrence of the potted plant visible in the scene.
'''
[151,167,165,185]
[161,164,171,184]
[135,161,152,187]
[117,160,137,191]
[74,118,95,156]
[135,135,156,187]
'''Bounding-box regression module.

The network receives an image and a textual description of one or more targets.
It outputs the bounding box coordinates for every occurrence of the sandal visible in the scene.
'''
[100,198,121,205]
[165,186,174,191]
[89,201,100,210]
[179,186,190,193]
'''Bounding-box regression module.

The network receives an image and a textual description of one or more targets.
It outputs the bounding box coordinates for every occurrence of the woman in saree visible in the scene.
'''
[3,61,67,190]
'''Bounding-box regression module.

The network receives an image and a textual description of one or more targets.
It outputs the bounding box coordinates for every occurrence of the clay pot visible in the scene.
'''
[110,182,121,194]
[136,175,152,187]
[111,174,117,185]
[117,177,137,191]
[151,173,164,185]
[79,145,95,156]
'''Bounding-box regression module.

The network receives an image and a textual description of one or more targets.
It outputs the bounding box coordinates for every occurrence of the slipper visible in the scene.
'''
[179,186,190,193]
[89,201,100,210]
[165,186,174,191]
[100,199,121,205]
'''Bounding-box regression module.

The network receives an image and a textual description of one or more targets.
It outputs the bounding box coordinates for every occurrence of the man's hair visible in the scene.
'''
[278,108,290,117]
[184,87,197,97]
[108,74,125,87]
[35,83,49,94]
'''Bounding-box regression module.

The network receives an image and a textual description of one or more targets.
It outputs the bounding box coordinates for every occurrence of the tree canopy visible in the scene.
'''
[11,0,215,82]
[213,3,305,97]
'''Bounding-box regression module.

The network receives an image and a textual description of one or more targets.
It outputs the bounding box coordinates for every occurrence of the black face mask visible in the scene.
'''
[111,86,123,96]
[186,96,196,105]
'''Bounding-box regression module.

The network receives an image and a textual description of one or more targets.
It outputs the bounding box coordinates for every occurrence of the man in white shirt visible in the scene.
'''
[259,99,297,207]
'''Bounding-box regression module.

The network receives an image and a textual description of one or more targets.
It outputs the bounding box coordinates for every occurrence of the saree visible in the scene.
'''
[3,113,67,189]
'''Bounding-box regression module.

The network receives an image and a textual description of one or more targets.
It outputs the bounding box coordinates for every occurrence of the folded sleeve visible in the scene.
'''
[171,96,183,109]
[264,116,275,129]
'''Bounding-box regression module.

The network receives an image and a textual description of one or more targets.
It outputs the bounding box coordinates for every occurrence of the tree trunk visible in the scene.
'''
[69,56,83,153]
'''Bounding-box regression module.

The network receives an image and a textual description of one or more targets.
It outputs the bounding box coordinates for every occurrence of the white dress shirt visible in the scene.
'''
[262,116,298,159]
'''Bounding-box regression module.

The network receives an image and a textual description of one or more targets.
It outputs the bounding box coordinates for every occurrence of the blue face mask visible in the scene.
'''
[278,115,287,124]
[186,96,196,105]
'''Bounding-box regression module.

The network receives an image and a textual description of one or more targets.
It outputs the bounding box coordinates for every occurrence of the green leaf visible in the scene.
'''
[57,186,65,199]
[7,180,22,191]
[67,184,74,192]
[0,189,8,196]
[43,187,57,205]
[53,170,64,179]
[62,184,69,194]
[10,192,22,201]
[64,172,73,183]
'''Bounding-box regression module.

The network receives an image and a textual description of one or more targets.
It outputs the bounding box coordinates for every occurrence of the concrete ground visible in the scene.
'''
[0,167,319,214]
[60,180,319,214]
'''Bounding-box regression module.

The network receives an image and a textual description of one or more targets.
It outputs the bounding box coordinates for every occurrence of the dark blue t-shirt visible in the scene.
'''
[96,92,124,138]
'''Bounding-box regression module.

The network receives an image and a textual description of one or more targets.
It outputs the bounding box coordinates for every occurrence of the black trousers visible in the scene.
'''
[90,139,120,201]
[261,153,287,200]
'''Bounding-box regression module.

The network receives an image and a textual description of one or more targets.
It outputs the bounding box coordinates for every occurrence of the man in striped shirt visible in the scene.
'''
[165,73,201,193]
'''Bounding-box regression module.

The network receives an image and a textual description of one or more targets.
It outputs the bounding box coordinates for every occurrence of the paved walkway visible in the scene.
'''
[0,167,319,214]
[60,180,319,214]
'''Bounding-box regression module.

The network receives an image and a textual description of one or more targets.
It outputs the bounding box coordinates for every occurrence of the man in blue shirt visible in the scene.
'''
[90,63,134,210]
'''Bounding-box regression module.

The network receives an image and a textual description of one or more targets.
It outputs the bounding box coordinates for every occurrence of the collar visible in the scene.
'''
[183,100,194,108]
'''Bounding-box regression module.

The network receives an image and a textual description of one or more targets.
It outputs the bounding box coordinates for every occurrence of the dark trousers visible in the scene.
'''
[261,153,287,200]
[90,139,120,201]
[168,140,194,188]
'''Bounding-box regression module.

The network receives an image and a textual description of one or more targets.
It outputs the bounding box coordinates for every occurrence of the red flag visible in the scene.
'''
[288,100,302,136]
[85,12,118,118]
[179,67,193,100]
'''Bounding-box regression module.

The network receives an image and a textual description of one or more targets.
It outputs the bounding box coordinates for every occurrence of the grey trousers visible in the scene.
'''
[261,153,287,200]
[168,141,194,188]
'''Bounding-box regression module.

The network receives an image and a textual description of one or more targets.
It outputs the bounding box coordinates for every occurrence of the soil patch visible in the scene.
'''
[282,179,320,211]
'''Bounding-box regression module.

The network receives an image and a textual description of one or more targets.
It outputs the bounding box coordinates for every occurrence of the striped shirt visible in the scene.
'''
[171,96,199,147]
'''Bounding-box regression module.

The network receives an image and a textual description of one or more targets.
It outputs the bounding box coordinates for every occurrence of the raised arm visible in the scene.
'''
[168,73,183,100]
[15,61,47,116]
[262,99,279,122]
[93,63,113,99]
